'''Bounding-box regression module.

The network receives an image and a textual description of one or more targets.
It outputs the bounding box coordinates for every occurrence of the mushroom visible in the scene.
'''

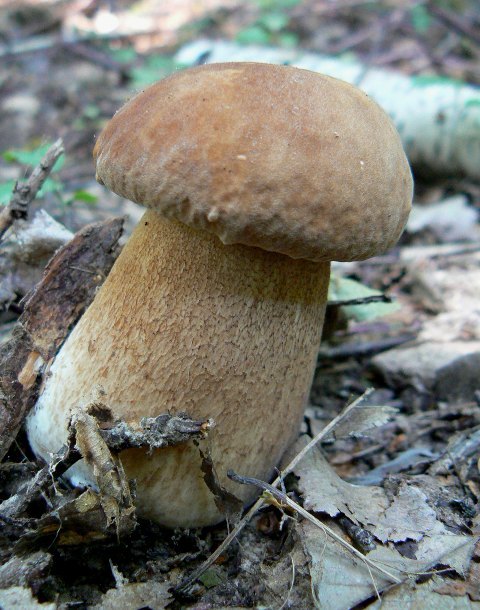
[26,62,412,528]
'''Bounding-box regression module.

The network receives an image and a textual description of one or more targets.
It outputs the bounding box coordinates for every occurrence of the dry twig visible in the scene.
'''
[427,2,480,46]
[227,470,401,584]
[316,334,416,361]
[328,294,392,307]
[0,139,64,242]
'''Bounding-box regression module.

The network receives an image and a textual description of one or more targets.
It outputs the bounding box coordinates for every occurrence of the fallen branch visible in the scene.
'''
[0,551,52,589]
[400,243,480,262]
[0,31,157,60]
[0,139,64,242]
[63,42,130,78]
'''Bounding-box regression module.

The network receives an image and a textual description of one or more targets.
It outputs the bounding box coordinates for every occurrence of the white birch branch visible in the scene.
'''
[176,40,480,181]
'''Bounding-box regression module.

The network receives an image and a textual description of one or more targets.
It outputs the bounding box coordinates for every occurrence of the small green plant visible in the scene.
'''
[198,567,226,589]
[0,180,16,206]
[408,4,432,33]
[130,55,186,88]
[72,103,102,130]
[328,275,399,322]
[0,142,98,209]
[105,45,186,89]
[236,0,300,48]
[56,188,99,211]
[0,142,63,205]
[3,143,64,168]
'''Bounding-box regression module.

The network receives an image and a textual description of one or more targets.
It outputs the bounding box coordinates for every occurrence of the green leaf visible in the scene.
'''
[3,143,64,171]
[258,11,289,32]
[180,15,216,36]
[106,46,137,64]
[198,567,225,588]
[146,55,178,70]
[328,275,399,322]
[465,98,480,108]
[256,0,300,9]
[236,25,271,45]
[38,177,62,197]
[0,176,61,206]
[0,180,16,205]
[130,66,160,87]
[131,55,181,88]
[278,31,299,47]
[412,74,463,88]
[73,189,98,205]
[409,5,432,33]
[83,104,101,120]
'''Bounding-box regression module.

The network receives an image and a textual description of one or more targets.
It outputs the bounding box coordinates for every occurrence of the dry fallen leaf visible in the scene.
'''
[293,441,386,530]
[435,554,480,601]
[294,439,454,543]
[327,404,398,440]
[370,576,480,609]
[372,482,445,543]
[300,520,477,610]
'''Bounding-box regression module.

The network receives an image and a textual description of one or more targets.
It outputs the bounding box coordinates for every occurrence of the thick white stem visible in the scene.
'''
[27,210,329,527]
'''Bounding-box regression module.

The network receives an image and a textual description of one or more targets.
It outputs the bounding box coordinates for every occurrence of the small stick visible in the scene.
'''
[227,470,402,584]
[0,138,64,242]
[317,334,416,360]
[0,31,158,60]
[427,2,480,46]
[0,430,79,520]
[175,390,374,592]
[64,43,130,78]
[328,294,392,307]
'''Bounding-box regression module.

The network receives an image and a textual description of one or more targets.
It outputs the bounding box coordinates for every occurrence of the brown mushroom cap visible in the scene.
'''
[94,62,412,262]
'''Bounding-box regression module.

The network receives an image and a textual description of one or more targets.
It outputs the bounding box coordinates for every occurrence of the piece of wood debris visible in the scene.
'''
[0,217,124,460]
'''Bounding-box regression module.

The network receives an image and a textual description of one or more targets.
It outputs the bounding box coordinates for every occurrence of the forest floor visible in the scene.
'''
[0,1,479,608]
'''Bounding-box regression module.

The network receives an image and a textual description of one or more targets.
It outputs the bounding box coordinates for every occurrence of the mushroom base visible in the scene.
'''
[27,210,329,527]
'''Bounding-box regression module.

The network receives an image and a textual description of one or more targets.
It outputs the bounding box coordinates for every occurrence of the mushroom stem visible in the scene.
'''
[27,210,329,527]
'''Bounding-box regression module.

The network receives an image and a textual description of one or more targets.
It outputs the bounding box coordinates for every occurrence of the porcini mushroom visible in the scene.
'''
[27,62,412,528]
